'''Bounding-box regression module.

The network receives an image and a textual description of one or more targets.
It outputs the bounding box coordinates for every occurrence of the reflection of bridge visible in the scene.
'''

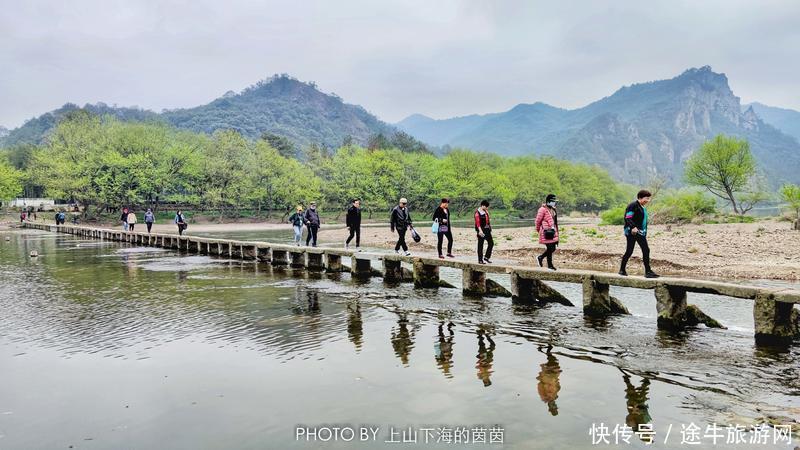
[23,222,800,345]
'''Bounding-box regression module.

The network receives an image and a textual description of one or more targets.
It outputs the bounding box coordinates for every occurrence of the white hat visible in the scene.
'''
[399,198,408,204]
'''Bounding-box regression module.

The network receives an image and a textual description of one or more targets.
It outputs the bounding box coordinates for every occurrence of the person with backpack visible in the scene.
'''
[304,202,321,247]
[174,210,187,236]
[144,208,155,233]
[120,207,129,231]
[474,200,493,264]
[619,189,660,278]
[288,205,305,246]
[432,198,454,259]
[390,197,413,256]
[127,210,137,232]
[535,194,560,270]
[345,199,362,250]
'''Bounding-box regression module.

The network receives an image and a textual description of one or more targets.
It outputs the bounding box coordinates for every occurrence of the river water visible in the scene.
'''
[0,229,798,449]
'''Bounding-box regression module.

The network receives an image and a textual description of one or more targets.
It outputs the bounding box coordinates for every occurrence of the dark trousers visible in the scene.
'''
[477,230,493,261]
[177,224,184,236]
[395,228,408,252]
[620,233,651,273]
[146,222,153,233]
[129,223,135,231]
[306,225,318,246]
[540,243,557,268]
[437,230,453,256]
[346,227,360,246]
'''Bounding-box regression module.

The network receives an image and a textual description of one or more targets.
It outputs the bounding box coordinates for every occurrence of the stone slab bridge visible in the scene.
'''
[23,222,800,345]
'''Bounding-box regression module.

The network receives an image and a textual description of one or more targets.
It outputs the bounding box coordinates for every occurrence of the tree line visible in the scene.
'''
[0,111,629,219]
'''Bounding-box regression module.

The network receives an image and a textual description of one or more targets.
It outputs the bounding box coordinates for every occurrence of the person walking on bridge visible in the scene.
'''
[535,194,559,270]
[127,210,137,232]
[345,199,362,250]
[120,207,129,231]
[289,205,305,246]
[619,190,659,278]
[475,200,493,264]
[391,198,413,256]
[175,210,187,236]
[144,208,155,233]
[304,202,321,247]
[432,198,454,259]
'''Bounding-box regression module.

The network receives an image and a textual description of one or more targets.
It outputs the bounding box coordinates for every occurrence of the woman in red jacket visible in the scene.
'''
[535,194,559,270]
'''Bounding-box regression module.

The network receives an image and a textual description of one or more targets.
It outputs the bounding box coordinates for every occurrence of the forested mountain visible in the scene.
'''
[398,67,800,185]
[745,102,800,143]
[0,75,408,152]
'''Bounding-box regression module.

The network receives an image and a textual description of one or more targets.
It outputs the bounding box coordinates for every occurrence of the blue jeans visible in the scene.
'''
[293,225,303,244]
[123,222,129,231]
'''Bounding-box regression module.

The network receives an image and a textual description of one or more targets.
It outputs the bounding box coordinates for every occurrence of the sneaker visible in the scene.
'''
[478,260,486,265]
[484,258,492,264]
[345,243,349,249]
[395,250,401,254]
[439,255,445,259]
[537,255,544,267]
[618,270,628,276]
[548,266,557,271]
[404,251,412,256]
[447,253,455,258]
[645,271,660,279]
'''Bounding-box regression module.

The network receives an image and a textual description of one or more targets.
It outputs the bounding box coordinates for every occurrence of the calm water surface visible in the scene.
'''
[0,229,798,449]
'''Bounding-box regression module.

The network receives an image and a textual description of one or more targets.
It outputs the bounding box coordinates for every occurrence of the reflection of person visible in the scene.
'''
[390,313,415,366]
[434,322,455,378]
[621,369,652,430]
[536,345,562,416]
[347,301,363,352]
[475,327,496,387]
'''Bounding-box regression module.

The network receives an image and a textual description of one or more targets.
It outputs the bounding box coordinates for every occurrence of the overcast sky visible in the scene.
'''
[1,0,799,128]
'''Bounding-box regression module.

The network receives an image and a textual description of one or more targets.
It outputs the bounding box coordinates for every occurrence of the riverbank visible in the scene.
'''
[10,217,800,280]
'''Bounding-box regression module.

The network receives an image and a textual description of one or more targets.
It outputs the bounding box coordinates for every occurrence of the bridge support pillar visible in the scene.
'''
[351,256,372,278]
[290,251,305,267]
[583,277,628,316]
[413,260,439,288]
[218,242,230,256]
[187,239,199,253]
[306,253,324,271]
[257,246,271,262]
[511,272,573,305]
[231,244,243,259]
[383,259,404,282]
[754,293,799,345]
[271,250,289,266]
[655,285,723,330]
[325,254,343,272]
[463,268,487,296]
[244,245,258,260]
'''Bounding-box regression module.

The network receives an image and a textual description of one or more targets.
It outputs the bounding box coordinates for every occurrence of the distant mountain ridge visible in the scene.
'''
[744,102,800,143]
[398,66,800,185]
[0,75,400,151]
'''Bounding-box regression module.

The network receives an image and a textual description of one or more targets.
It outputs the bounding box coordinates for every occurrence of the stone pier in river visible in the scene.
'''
[22,222,800,345]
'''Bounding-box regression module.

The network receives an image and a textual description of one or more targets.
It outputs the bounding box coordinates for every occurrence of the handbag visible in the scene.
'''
[411,227,421,243]
[439,224,449,233]
[544,228,556,240]
[431,220,439,234]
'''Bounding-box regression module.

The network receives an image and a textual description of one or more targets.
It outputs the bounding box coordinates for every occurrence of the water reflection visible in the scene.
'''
[347,301,363,352]
[434,321,455,378]
[391,312,416,366]
[536,345,562,416]
[621,368,652,433]
[475,325,496,387]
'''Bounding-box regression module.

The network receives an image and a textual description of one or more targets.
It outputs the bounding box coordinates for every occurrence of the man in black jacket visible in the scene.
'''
[619,190,659,278]
[345,199,362,250]
[390,198,412,256]
[304,202,321,247]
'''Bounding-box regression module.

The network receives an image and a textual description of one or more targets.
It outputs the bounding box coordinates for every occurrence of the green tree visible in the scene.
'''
[684,134,757,215]
[260,132,297,159]
[780,183,800,221]
[0,158,23,201]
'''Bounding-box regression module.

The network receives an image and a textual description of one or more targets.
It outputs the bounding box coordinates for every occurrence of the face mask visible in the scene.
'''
[547,201,557,207]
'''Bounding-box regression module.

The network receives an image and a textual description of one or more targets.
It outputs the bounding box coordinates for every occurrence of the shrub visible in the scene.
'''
[599,204,626,226]
[649,190,717,224]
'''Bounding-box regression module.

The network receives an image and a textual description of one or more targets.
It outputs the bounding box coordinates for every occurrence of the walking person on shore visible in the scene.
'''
[144,208,155,233]
[475,200,493,264]
[345,199,362,250]
[174,210,187,236]
[120,207,129,231]
[432,198,454,259]
[288,205,305,246]
[390,198,413,256]
[127,210,137,232]
[535,194,559,270]
[619,190,660,278]
[304,202,320,247]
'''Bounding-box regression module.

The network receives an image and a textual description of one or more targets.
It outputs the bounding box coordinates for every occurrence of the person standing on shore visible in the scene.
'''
[120,207,129,231]
[20,211,26,223]
[175,210,187,236]
[619,189,660,278]
[432,198,454,259]
[144,208,155,233]
[345,199,362,250]
[304,202,321,247]
[288,205,305,246]
[127,210,137,232]
[475,200,493,264]
[390,198,413,256]
[535,194,560,270]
